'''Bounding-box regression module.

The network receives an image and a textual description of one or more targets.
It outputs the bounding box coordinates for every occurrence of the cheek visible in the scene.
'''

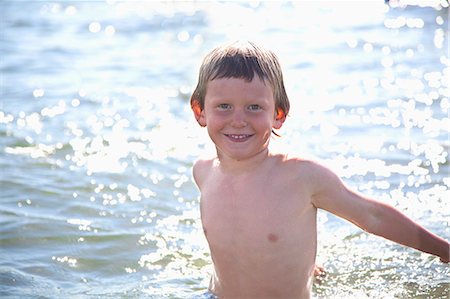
[205,113,226,132]
[254,115,274,130]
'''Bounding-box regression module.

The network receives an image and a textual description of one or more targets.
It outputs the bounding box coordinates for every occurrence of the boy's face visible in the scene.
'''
[192,77,285,161]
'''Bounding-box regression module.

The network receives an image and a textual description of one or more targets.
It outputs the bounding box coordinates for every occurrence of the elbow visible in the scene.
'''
[358,201,388,236]
[360,221,378,236]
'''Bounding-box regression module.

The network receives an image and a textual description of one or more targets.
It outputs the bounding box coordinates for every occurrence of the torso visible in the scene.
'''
[195,154,318,299]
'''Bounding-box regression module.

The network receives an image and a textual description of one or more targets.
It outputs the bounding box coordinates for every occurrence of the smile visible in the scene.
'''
[225,134,253,142]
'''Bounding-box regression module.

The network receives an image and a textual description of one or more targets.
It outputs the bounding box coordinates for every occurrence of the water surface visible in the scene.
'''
[1,1,449,298]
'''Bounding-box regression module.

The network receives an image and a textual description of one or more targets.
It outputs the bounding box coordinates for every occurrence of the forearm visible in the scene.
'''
[368,202,449,262]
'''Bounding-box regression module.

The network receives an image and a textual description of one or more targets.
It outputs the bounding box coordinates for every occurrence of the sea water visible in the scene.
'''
[0,1,449,298]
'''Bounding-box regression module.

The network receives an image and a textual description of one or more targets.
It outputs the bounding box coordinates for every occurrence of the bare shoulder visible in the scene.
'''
[278,154,341,188]
[279,153,332,174]
[192,157,215,188]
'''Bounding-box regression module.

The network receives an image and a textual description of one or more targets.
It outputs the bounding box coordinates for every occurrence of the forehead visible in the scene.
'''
[205,77,274,104]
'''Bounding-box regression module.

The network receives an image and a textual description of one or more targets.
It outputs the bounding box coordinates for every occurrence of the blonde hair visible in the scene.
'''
[191,41,290,118]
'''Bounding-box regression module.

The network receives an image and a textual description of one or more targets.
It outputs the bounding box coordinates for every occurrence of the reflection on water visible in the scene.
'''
[0,1,449,298]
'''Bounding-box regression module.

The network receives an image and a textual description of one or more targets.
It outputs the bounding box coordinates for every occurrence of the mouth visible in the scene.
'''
[224,134,253,142]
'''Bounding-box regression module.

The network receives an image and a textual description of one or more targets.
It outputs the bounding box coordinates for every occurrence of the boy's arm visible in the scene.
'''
[309,161,450,263]
[192,158,212,189]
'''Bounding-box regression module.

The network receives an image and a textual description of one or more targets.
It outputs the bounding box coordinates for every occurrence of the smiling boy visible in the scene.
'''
[190,41,449,299]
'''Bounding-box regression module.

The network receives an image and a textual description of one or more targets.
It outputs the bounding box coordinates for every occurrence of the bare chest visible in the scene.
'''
[200,174,314,251]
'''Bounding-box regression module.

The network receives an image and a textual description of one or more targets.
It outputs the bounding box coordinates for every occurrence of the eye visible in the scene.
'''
[248,104,262,111]
[217,103,231,110]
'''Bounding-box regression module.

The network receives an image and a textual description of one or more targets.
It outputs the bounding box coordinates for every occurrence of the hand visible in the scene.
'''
[313,264,326,283]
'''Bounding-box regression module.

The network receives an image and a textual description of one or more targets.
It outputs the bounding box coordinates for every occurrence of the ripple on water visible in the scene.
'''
[1,1,449,298]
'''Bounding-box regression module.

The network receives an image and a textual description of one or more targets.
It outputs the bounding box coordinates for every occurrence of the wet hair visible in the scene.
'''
[190,41,290,118]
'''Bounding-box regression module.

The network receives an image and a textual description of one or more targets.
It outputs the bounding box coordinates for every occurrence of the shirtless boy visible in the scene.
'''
[190,41,449,299]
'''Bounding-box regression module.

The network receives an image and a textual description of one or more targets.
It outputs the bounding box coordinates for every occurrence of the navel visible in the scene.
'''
[267,233,278,243]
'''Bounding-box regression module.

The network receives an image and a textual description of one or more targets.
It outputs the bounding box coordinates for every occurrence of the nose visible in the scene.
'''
[231,110,247,128]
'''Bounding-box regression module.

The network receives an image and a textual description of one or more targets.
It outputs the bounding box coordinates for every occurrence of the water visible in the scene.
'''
[1,1,449,298]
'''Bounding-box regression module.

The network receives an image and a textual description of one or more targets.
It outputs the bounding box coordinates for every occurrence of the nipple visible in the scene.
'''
[267,233,278,243]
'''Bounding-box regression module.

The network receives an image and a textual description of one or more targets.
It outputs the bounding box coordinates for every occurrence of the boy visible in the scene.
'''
[190,41,449,299]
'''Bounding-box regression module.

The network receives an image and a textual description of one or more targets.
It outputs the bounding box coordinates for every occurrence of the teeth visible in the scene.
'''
[229,134,250,139]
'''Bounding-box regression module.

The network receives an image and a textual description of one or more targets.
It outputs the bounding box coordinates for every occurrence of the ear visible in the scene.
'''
[273,108,286,130]
[191,99,207,127]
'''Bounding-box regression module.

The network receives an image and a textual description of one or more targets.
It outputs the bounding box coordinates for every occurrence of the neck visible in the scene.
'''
[215,147,270,174]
